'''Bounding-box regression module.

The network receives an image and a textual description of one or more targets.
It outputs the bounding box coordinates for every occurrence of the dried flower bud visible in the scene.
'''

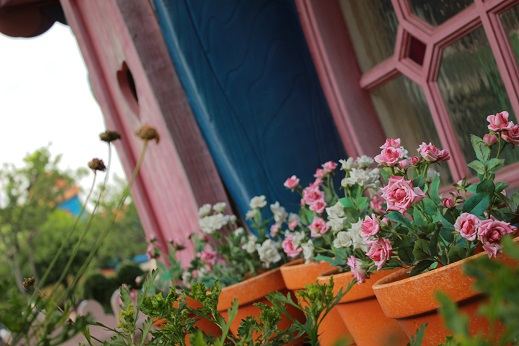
[99,130,122,143]
[136,124,160,143]
[88,158,106,172]
[23,277,35,290]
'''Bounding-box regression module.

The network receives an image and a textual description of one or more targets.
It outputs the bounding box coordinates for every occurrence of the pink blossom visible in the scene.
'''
[270,223,281,237]
[478,218,516,257]
[442,195,455,209]
[370,193,385,215]
[375,146,405,166]
[380,138,401,149]
[314,168,326,179]
[483,134,498,146]
[418,142,450,162]
[199,246,218,266]
[454,213,480,241]
[410,156,420,166]
[146,242,160,260]
[322,161,338,173]
[288,220,298,230]
[282,235,303,258]
[309,216,330,237]
[284,175,300,189]
[347,256,367,284]
[502,124,519,145]
[302,186,325,206]
[487,111,514,132]
[361,214,380,240]
[381,176,425,213]
[398,159,409,170]
[310,199,327,214]
[366,238,392,270]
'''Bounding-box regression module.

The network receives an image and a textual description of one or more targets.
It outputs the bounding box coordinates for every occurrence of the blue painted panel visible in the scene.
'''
[153,0,346,217]
[57,196,82,216]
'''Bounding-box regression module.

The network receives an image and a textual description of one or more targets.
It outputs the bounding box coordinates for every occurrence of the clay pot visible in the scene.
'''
[372,252,516,346]
[317,268,409,346]
[153,296,221,344]
[217,267,305,344]
[280,259,353,346]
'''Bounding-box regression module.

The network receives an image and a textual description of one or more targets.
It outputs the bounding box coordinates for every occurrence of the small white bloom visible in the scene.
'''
[333,231,353,248]
[256,239,282,267]
[288,213,299,222]
[326,202,345,219]
[340,157,355,171]
[213,202,226,213]
[341,177,356,187]
[229,215,237,223]
[301,240,314,264]
[246,209,258,219]
[198,204,212,217]
[198,267,209,279]
[242,235,258,253]
[348,219,369,252]
[234,227,245,236]
[327,217,346,232]
[199,213,230,234]
[426,167,440,183]
[182,271,192,288]
[270,202,288,223]
[250,195,267,209]
[355,155,374,168]
[292,231,306,247]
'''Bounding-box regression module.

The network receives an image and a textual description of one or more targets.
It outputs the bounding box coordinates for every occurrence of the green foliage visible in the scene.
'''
[116,262,144,289]
[82,273,118,312]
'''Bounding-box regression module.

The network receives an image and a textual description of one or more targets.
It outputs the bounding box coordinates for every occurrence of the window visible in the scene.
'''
[297,0,519,186]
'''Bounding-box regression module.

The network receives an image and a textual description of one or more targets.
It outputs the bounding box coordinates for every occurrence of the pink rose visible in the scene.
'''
[442,195,455,209]
[199,246,218,266]
[478,218,516,257]
[381,176,425,213]
[314,168,326,179]
[418,142,450,162]
[410,156,420,165]
[366,238,392,270]
[347,256,367,284]
[270,223,281,237]
[454,213,480,241]
[282,235,303,258]
[288,219,298,230]
[322,161,338,172]
[309,216,330,237]
[487,111,514,132]
[370,193,385,215]
[146,242,160,260]
[361,214,380,240]
[483,134,498,146]
[375,146,405,166]
[398,159,409,170]
[380,138,401,149]
[502,124,519,145]
[310,198,327,214]
[302,186,324,206]
[284,175,300,189]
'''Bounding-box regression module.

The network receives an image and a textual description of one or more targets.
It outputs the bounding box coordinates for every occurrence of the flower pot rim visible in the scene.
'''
[280,259,333,290]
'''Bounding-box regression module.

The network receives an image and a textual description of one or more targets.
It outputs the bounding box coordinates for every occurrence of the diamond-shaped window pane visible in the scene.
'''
[410,0,473,26]
[437,26,519,167]
[340,0,398,73]
[370,75,452,184]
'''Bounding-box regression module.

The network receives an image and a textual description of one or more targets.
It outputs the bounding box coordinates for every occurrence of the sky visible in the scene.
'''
[0,23,125,193]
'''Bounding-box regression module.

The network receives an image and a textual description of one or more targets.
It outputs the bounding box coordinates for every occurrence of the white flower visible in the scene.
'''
[333,231,353,248]
[292,231,306,247]
[213,202,226,213]
[229,215,237,223]
[246,209,258,219]
[198,267,209,279]
[426,167,440,183]
[355,155,374,168]
[234,227,245,236]
[242,235,258,253]
[199,213,230,234]
[341,177,356,187]
[182,272,192,288]
[339,157,355,171]
[256,239,282,267]
[301,240,314,264]
[250,195,267,209]
[349,219,369,252]
[270,202,288,223]
[198,204,212,217]
[327,217,346,232]
[288,213,299,222]
[326,202,345,219]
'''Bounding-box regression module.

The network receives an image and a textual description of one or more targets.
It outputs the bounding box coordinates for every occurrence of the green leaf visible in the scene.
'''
[386,211,413,228]
[486,158,504,174]
[447,245,466,263]
[339,197,354,209]
[471,134,490,162]
[413,239,432,261]
[397,246,414,265]
[467,160,486,175]
[440,227,454,243]
[423,198,439,217]
[412,175,426,191]
[357,197,370,211]
[477,179,495,195]
[412,208,427,227]
[462,193,490,216]
[410,260,435,276]
[429,175,441,205]
[408,323,428,346]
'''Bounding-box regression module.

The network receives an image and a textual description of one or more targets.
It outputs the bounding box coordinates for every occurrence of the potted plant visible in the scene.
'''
[355,111,519,345]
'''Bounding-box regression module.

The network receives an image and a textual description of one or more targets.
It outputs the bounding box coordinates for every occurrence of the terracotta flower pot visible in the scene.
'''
[280,259,353,346]
[372,252,517,346]
[217,267,305,344]
[317,268,409,346]
[153,296,221,344]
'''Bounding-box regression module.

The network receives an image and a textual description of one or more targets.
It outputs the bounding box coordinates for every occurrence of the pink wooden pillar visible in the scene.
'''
[59,0,230,261]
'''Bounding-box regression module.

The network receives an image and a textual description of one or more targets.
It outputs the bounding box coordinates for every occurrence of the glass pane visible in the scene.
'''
[501,3,519,70]
[409,0,474,26]
[339,0,398,73]
[437,26,519,169]
[370,75,452,184]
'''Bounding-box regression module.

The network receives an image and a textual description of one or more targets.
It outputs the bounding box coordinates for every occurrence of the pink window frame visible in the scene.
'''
[295,0,519,187]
